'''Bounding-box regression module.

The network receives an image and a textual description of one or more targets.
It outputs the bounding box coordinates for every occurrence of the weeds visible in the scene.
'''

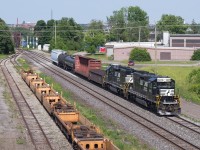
[16,137,26,144]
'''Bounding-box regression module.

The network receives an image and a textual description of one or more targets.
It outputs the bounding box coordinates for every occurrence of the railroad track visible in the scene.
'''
[167,116,200,134]
[0,53,53,150]
[23,50,200,150]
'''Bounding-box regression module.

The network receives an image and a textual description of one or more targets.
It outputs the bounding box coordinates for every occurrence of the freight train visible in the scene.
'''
[21,69,118,150]
[51,50,181,116]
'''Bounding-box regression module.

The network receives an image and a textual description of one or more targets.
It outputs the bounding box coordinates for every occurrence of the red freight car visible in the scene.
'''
[75,55,102,78]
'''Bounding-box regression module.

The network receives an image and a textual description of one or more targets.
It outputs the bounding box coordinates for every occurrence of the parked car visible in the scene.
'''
[128,60,134,66]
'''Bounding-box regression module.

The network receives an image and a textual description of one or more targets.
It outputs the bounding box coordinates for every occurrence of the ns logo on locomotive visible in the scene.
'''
[51,49,181,116]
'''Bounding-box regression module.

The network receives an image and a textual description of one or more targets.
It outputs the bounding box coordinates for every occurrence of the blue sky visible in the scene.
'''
[1,0,199,24]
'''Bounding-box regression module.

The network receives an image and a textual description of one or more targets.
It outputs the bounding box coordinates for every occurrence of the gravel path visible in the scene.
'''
[0,65,34,150]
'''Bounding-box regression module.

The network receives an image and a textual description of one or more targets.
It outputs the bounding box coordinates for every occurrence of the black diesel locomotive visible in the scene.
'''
[104,64,181,115]
[51,50,181,116]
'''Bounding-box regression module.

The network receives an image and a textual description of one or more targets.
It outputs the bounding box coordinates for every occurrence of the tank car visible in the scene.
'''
[58,53,75,70]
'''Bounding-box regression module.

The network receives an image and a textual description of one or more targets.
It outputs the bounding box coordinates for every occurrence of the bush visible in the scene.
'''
[191,49,200,60]
[129,47,151,61]
[85,45,96,54]
[188,68,200,95]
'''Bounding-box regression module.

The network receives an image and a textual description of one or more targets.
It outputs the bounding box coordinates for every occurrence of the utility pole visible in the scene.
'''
[32,36,34,49]
[154,24,157,74]
[54,21,56,47]
[27,36,29,48]
[138,27,141,46]
[51,9,53,20]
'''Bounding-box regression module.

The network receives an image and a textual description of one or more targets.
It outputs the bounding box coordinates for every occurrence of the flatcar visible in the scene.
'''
[21,69,118,150]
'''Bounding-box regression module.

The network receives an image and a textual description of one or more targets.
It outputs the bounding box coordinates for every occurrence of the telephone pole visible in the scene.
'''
[54,21,56,47]
[154,24,157,74]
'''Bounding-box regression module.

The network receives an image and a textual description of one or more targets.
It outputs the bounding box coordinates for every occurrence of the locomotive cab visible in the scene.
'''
[130,72,181,116]
[151,78,175,96]
[151,77,181,115]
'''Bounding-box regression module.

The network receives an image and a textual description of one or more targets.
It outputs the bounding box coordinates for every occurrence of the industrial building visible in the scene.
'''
[105,32,200,61]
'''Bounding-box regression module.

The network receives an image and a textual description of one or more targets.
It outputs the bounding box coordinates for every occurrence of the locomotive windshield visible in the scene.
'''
[156,77,175,89]
[157,81,175,88]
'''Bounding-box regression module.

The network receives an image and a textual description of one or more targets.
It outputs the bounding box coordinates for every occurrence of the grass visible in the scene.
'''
[3,86,19,118]
[0,54,9,59]
[86,53,109,60]
[140,66,200,104]
[17,58,31,71]
[16,125,25,134]
[121,60,199,65]
[16,137,26,144]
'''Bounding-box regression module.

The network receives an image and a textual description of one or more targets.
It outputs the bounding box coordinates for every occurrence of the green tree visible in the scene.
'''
[0,18,14,54]
[157,14,188,34]
[49,36,67,51]
[107,7,127,41]
[13,27,31,38]
[46,19,55,44]
[191,49,200,60]
[190,19,200,34]
[126,6,149,42]
[56,17,84,50]
[107,6,149,42]
[84,20,106,53]
[34,20,48,47]
[129,47,151,61]
[188,69,200,95]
